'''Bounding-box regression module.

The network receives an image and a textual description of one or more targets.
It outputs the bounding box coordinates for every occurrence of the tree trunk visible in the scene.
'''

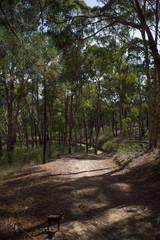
[0,136,2,156]
[138,78,143,141]
[12,100,20,146]
[36,79,42,145]
[89,127,93,147]
[82,108,88,153]
[64,95,69,146]
[112,104,115,137]
[79,115,82,146]
[73,94,78,147]
[141,30,154,149]
[68,91,73,154]
[48,103,53,158]
[95,81,100,155]
[34,119,38,146]
[6,79,14,151]
[118,57,123,140]
[155,77,160,147]
[153,1,160,148]
[26,99,34,149]
[25,128,29,148]
[31,90,34,148]
[135,0,160,148]
[17,123,23,147]
[43,77,47,164]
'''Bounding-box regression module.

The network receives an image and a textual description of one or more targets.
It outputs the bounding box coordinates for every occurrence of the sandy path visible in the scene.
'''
[0,153,160,240]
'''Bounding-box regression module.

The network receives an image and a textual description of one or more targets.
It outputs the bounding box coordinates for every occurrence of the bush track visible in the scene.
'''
[0,152,160,240]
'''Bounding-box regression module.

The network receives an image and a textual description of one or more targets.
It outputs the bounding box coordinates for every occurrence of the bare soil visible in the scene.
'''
[0,150,160,240]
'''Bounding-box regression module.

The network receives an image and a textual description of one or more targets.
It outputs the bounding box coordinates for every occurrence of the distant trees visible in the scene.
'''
[90,0,160,148]
[0,0,160,163]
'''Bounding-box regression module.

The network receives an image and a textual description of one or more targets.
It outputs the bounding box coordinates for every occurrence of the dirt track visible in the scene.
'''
[0,152,160,240]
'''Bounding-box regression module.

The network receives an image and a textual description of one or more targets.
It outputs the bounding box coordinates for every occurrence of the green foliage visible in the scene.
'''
[0,146,43,170]
[144,131,149,138]
[0,0,158,161]
[84,45,113,75]
[122,117,131,132]
[117,142,144,153]
[0,141,92,171]
[98,131,113,149]
[0,142,68,170]
[130,107,139,119]
[101,137,121,153]
[99,136,147,154]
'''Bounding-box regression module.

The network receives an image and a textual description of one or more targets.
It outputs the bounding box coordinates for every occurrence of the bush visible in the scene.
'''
[0,145,43,170]
[98,132,113,149]
[101,138,120,153]
[117,142,142,153]
[0,141,90,172]
[0,142,69,171]
[99,134,145,154]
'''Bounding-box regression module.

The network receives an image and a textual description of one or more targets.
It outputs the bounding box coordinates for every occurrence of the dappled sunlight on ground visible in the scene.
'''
[0,152,160,239]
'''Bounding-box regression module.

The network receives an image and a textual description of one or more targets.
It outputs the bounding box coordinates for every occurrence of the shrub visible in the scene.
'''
[101,138,120,153]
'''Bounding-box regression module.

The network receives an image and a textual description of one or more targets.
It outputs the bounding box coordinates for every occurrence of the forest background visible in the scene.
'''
[0,0,160,167]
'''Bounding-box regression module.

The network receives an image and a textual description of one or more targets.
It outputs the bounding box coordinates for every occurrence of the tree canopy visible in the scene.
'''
[0,0,160,163]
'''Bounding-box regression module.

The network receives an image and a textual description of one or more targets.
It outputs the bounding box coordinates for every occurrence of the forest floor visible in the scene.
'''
[0,149,160,240]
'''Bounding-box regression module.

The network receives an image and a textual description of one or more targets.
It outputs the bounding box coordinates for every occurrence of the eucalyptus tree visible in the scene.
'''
[0,0,41,152]
[0,0,60,158]
[29,33,59,163]
[88,0,160,148]
[65,0,158,148]
[0,81,5,155]
[83,44,114,153]
[127,34,160,145]
[0,26,33,151]
[0,0,44,36]
[46,0,90,153]
[126,37,152,140]
[94,0,160,76]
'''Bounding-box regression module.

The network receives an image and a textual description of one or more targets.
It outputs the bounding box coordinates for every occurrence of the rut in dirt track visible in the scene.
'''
[0,153,160,240]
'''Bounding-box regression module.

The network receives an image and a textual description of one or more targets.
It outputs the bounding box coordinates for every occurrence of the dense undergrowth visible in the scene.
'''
[0,134,150,171]
[98,133,149,154]
[0,142,84,171]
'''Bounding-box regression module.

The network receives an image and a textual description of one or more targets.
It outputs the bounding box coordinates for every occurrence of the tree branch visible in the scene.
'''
[0,2,19,39]
[82,21,117,41]
[70,13,143,31]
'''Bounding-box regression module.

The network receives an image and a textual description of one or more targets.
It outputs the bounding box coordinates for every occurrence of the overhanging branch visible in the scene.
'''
[82,21,117,41]
[70,12,143,31]
[0,2,20,39]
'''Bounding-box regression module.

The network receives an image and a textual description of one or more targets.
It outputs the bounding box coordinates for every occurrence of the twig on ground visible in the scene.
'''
[14,224,37,240]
